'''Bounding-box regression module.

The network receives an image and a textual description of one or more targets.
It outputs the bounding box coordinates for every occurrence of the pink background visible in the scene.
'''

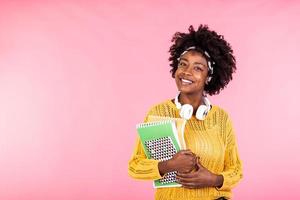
[1,0,300,199]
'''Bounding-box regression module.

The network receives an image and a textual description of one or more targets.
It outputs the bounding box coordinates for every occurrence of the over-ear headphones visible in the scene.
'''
[174,93,211,120]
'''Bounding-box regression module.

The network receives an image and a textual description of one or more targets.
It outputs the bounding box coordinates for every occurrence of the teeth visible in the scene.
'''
[182,79,192,84]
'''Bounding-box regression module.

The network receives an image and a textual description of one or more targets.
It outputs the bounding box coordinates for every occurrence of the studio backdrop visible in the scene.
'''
[0,0,300,199]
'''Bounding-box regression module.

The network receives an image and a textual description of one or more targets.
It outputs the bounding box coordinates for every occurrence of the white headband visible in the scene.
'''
[177,46,214,75]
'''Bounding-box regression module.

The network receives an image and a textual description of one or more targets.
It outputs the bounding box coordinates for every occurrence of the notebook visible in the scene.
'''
[136,119,185,188]
[147,115,187,149]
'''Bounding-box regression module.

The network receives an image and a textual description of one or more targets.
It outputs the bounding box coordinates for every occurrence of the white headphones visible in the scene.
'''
[174,93,212,120]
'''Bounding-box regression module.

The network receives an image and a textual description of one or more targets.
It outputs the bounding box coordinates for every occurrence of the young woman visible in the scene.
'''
[128,25,243,200]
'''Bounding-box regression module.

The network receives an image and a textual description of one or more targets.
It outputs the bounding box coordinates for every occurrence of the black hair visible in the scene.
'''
[169,25,236,95]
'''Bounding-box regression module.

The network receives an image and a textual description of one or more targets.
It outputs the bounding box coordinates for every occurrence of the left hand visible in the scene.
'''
[176,157,223,189]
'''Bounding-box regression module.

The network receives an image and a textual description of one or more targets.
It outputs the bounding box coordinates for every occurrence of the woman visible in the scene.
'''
[128,25,243,200]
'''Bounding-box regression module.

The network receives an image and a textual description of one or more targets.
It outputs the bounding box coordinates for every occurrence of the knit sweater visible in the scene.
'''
[128,99,243,200]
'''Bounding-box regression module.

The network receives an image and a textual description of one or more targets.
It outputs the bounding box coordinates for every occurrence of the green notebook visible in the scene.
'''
[136,120,182,188]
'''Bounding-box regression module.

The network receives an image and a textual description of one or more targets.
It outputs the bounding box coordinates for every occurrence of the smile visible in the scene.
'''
[181,78,193,85]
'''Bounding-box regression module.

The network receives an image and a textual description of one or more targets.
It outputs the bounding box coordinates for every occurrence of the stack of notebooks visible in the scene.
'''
[136,115,187,188]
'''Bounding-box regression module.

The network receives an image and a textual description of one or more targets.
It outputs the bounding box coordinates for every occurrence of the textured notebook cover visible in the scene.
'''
[136,120,182,188]
[147,115,187,150]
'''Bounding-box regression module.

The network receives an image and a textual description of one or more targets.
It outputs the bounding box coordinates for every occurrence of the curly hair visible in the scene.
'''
[169,25,236,95]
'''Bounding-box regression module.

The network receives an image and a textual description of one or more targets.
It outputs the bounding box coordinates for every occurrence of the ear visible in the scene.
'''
[172,72,176,78]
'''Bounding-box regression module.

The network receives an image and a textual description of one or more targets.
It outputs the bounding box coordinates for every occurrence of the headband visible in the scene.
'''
[177,46,214,75]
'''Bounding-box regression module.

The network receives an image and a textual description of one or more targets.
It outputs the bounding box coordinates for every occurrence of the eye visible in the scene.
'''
[178,62,187,67]
[194,66,203,71]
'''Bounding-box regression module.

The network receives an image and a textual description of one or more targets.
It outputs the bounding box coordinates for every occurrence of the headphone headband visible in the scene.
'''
[175,93,211,120]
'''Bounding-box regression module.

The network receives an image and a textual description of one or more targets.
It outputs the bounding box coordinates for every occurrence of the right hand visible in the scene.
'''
[169,150,197,173]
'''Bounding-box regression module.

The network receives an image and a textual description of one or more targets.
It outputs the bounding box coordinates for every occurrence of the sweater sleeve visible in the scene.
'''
[216,116,243,191]
[128,137,163,180]
[128,110,163,180]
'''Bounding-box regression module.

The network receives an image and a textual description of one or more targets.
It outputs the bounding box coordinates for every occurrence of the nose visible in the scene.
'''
[182,71,192,77]
[182,65,193,76]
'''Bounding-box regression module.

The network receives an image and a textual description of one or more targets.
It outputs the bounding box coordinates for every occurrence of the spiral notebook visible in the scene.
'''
[136,120,184,188]
[147,115,187,149]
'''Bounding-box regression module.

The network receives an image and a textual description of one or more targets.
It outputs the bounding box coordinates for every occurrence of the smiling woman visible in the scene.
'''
[175,50,209,95]
[128,25,242,200]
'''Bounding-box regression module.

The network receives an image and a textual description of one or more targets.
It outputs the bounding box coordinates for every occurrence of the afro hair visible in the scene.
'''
[169,25,236,95]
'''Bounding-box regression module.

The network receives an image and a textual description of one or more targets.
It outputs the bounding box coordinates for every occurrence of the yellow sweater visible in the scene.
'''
[128,99,243,200]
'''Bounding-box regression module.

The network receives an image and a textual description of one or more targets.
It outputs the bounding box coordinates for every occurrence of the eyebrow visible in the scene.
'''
[179,58,207,67]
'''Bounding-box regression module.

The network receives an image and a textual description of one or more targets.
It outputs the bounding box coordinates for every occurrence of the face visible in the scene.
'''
[175,50,209,95]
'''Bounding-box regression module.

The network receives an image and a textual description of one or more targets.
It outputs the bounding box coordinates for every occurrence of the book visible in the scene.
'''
[147,115,187,149]
[136,119,186,188]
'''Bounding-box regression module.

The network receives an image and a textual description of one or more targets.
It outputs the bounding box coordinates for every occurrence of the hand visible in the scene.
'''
[176,157,224,189]
[170,150,197,173]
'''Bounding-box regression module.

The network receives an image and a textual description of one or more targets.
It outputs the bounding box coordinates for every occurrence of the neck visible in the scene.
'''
[179,92,204,114]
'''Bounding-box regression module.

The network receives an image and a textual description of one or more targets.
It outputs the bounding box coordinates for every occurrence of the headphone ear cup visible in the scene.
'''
[180,104,193,120]
[196,105,208,120]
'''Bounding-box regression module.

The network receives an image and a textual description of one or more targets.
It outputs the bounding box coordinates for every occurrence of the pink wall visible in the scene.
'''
[1,0,300,199]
